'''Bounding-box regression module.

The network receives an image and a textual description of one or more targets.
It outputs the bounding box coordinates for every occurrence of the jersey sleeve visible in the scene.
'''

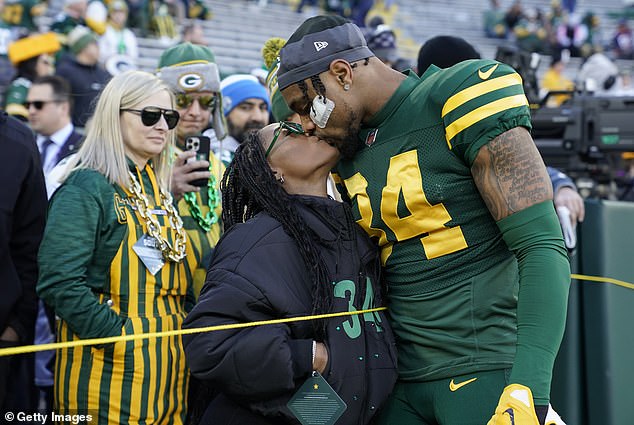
[437,59,533,166]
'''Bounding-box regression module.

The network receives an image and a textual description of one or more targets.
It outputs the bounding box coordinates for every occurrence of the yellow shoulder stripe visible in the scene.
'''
[442,73,523,118]
[445,94,528,148]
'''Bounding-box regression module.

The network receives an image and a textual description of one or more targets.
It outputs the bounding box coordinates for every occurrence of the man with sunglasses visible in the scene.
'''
[26,75,83,197]
[157,42,227,300]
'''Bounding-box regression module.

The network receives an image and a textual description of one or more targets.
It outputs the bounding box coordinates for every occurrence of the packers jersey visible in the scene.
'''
[334,59,533,381]
[173,145,224,299]
[4,77,30,119]
[1,0,45,32]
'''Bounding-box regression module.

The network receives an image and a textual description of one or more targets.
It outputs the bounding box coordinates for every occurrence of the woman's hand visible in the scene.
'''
[313,342,328,374]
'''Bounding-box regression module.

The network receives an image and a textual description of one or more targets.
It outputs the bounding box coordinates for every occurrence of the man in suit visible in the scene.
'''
[26,75,83,197]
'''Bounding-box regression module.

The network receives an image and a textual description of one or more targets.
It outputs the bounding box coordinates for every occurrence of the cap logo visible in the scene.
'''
[178,72,203,91]
[314,41,329,52]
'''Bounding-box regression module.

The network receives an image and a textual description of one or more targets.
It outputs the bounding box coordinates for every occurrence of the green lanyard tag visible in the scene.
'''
[287,371,347,425]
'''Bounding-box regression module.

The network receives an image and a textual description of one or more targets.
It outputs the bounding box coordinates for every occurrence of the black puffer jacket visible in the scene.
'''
[183,195,397,425]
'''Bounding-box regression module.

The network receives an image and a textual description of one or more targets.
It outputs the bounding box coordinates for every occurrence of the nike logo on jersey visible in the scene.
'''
[478,64,499,80]
[449,377,478,391]
[314,41,329,52]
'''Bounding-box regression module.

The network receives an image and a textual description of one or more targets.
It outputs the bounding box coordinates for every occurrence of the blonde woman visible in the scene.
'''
[37,70,195,424]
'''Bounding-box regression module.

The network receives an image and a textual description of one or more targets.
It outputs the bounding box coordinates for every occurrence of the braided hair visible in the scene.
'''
[221,130,333,339]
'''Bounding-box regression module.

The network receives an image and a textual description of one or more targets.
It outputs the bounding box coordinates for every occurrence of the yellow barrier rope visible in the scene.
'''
[571,273,634,290]
[0,307,387,357]
[0,273,631,358]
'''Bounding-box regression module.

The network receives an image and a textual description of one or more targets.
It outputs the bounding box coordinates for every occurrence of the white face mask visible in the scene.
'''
[310,95,335,129]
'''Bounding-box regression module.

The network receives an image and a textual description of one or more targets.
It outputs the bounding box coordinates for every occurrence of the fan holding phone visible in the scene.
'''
[157,43,227,299]
[185,135,212,187]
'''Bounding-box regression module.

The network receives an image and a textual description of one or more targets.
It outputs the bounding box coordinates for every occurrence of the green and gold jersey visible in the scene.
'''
[38,164,195,423]
[4,77,30,119]
[334,60,532,381]
[1,0,45,32]
[174,145,224,298]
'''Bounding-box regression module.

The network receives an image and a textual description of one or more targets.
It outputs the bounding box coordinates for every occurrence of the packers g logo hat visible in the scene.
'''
[178,73,204,91]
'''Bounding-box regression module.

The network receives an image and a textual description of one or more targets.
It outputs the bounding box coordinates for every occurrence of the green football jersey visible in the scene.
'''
[4,77,30,119]
[1,0,44,31]
[334,59,533,381]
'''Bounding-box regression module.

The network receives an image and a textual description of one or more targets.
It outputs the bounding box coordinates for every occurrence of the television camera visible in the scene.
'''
[495,46,634,199]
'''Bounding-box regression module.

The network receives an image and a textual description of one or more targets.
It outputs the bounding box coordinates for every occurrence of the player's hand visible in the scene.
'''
[554,186,585,224]
[171,150,210,201]
[487,384,567,425]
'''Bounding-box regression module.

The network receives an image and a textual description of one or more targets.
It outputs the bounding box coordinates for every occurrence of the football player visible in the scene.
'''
[278,15,569,425]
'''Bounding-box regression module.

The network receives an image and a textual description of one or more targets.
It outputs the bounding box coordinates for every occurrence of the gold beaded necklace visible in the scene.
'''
[127,171,187,262]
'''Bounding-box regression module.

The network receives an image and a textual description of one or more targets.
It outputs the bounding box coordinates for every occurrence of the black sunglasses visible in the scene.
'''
[175,94,217,111]
[25,100,63,110]
[121,107,180,129]
[265,121,304,157]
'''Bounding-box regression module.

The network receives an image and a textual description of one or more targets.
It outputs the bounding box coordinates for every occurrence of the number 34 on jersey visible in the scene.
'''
[334,149,468,265]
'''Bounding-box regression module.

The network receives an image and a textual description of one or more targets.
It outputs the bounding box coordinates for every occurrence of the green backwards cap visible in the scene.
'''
[262,37,294,121]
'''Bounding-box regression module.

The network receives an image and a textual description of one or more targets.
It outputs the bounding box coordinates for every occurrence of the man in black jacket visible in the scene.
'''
[0,110,47,413]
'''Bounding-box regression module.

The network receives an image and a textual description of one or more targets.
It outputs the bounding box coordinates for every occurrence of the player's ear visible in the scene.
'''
[330,59,353,89]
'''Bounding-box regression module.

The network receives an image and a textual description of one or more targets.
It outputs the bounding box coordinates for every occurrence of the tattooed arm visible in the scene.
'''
[473,126,570,409]
[471,126,553,221]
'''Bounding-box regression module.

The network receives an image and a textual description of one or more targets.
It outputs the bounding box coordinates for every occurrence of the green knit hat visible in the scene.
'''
[68,25,98,55]
[158,42,216,68]
[262,37,294,121]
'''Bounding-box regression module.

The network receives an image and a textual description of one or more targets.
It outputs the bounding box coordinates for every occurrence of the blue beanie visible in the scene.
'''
[220,74,270,116]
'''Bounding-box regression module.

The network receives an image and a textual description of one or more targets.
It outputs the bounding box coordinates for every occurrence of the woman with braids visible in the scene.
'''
[182,123,397,425]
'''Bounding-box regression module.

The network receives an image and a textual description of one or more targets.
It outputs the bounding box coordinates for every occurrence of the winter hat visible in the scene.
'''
[416,35,480,76]
[7,32,61,65]
[67,25,98,55]
[157,42,226,139]
[278,15,374,90]
[220,74,270,116]
[158,41,215,68]
[366,25,399,63]
[262,37,294,121]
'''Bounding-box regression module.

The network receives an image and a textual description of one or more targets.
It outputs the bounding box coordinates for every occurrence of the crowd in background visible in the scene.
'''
[1,0,633,421]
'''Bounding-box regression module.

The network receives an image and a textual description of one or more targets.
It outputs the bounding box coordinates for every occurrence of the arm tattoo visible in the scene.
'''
[472,127,553,221]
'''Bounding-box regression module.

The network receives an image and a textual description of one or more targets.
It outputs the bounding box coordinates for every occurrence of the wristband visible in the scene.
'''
[312,340,316,370]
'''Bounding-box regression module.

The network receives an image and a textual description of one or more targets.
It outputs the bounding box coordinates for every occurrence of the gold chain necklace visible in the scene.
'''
[128,171,187,262]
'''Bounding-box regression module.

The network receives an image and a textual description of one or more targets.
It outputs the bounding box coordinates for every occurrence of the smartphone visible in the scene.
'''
[185,135,211,187]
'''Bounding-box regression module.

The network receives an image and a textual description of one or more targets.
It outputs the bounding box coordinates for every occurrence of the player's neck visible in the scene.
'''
[363,66,407,122]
